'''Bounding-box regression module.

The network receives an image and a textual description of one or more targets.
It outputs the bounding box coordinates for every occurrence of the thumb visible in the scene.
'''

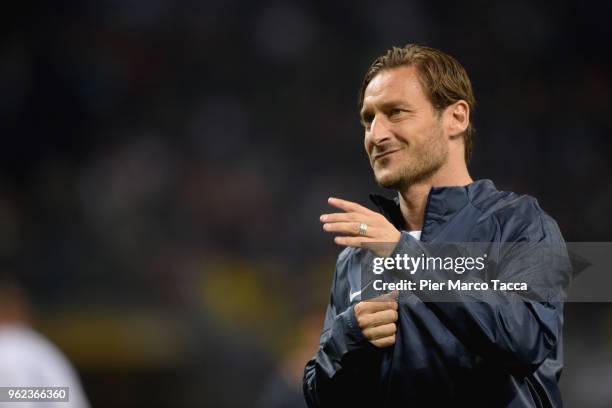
[376,290,399,301]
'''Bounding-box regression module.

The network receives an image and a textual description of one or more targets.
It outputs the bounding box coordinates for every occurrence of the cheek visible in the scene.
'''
[403,119,431,143]
[364,133,372,153]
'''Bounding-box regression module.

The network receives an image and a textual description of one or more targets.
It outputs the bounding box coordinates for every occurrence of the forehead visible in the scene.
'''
[363,66,428,108]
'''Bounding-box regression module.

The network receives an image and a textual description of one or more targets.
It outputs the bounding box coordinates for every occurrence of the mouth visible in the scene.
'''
[372,149,400,162]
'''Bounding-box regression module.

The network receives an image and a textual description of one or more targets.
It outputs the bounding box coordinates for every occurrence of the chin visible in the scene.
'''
[375,171,402,190]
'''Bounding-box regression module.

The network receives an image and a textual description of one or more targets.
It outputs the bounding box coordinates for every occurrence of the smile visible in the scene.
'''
[373,149,400,162]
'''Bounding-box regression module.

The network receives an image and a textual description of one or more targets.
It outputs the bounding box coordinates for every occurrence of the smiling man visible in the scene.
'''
[303,45,571,407]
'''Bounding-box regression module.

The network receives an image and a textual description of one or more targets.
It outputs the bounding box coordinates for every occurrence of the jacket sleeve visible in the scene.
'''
[303,258,381,407]
[390,212,571,376]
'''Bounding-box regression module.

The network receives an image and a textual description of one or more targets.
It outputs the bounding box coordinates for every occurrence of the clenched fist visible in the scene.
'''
[354,291,399,348]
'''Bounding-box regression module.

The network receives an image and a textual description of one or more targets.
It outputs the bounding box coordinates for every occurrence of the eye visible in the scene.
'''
[361,114,374,130]
[390,108,403,116]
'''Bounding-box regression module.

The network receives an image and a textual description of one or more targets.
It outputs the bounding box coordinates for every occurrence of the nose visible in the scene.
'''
[368,115,392,145]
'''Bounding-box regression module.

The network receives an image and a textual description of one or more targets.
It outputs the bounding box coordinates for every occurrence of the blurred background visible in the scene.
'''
[1,0,611,406]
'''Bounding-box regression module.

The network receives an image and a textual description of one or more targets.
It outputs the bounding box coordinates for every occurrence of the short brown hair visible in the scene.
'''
[359,44,476,163]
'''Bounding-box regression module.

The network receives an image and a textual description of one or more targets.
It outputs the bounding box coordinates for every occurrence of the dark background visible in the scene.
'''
[1,0,611,406]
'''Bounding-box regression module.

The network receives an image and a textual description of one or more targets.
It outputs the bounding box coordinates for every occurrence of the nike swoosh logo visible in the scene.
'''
[349,289,362,302]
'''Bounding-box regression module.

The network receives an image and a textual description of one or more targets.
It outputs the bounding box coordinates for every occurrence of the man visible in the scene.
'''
[303,44,571,407]
[0,269,90,408]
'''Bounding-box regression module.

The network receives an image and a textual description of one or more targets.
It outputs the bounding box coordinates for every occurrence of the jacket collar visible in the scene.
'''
[370,179,496,239]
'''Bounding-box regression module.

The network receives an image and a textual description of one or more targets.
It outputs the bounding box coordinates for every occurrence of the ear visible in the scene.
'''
[444,100,469,139]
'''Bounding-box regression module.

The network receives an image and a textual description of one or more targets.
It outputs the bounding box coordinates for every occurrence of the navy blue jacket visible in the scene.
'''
[303,180,571,407]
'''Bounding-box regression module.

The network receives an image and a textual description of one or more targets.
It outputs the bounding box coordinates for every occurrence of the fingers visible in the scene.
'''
[355,298,398,316]
[371,335,396,348]
[320,213,361,223]
[323,222,377,237]
[362,322,396,340]
[322,221,359,234]
[328,197,374,215]
[334,235,376,247]
[321,197,400,254]
[354,292,399,349]
[377,290,400,301]
[358,309,398,330]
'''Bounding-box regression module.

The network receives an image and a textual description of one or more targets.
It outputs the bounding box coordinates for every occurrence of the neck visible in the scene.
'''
[398,164,472,231]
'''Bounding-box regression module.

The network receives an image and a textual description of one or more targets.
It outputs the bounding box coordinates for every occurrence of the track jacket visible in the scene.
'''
[303,179,571,407]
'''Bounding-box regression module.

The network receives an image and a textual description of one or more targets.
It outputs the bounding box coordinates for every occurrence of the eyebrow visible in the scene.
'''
[360,100,414,121]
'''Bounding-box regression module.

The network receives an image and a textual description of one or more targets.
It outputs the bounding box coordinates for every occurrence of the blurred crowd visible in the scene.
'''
[1,1,611,406]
